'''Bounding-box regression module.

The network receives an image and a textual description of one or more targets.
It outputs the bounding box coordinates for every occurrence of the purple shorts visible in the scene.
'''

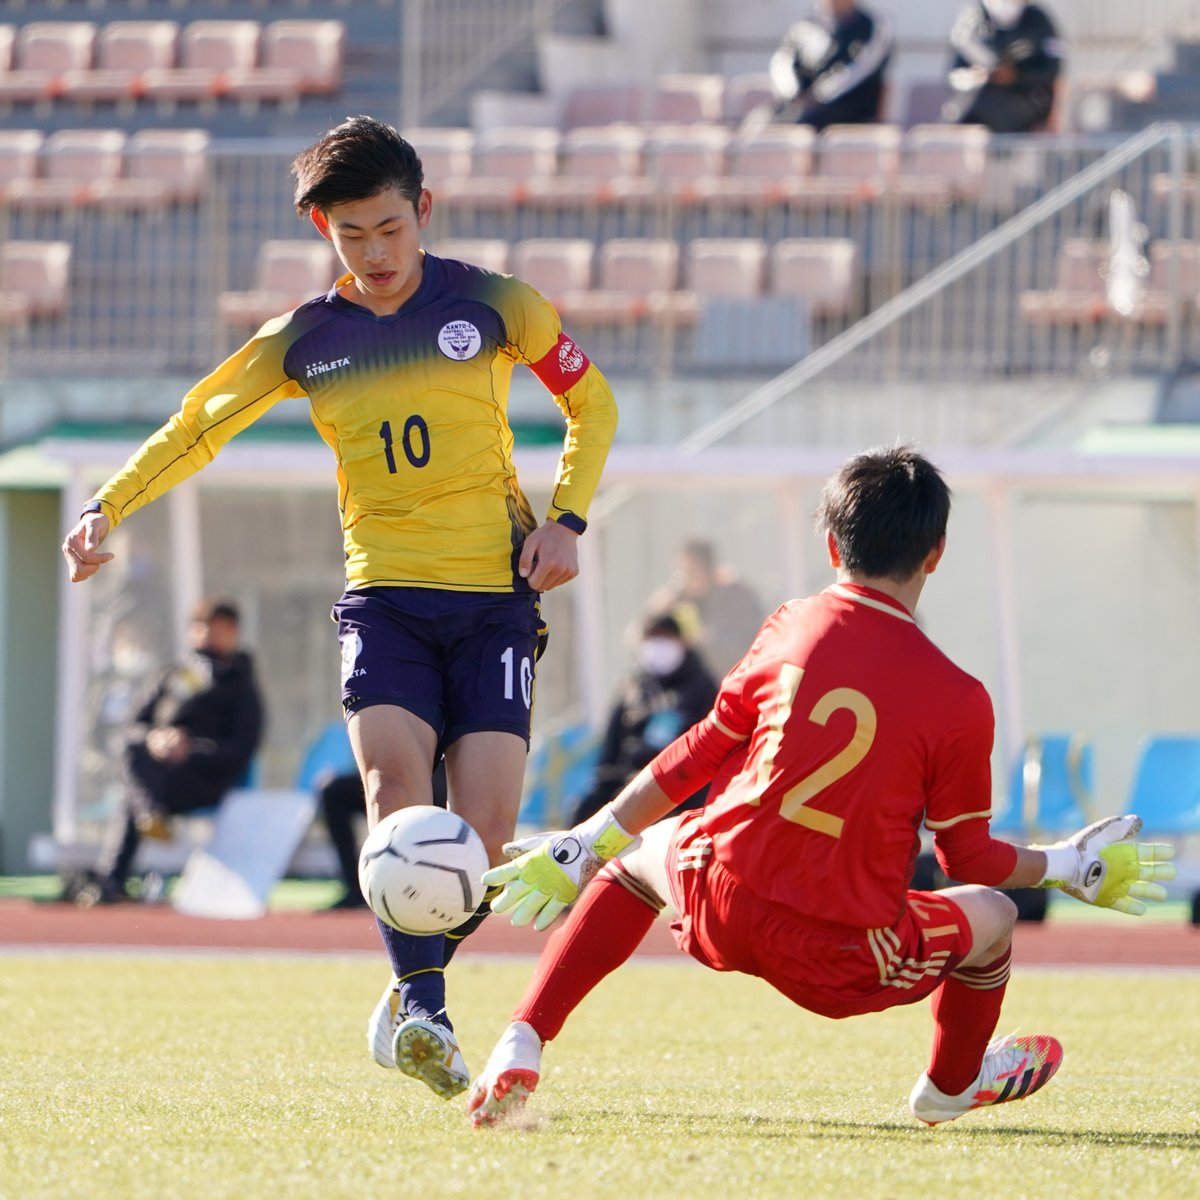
[333,587,547,747]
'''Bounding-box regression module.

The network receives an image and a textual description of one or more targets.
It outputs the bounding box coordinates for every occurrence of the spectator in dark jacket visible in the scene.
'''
[75,597,264,906]
[769,1,893,130]
[946,0,1064,132]
[569,614,717,826]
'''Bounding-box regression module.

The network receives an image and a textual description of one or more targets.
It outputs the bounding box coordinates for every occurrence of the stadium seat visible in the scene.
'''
[0,130,44,202]
[237,19,344,96]
[1019,239,1109,325]
[430,239,511,273]
[519,721,600,828]
[0,25,12,73]
[58,21,179,105]
[405,127,474,190]
[769,237,859,318]
[695,124,816,207]
[557,237,682,324]
[560,83,644,130]
[217,239,339,327]
[0,21,97,105]
[93,128,211,210]
[1132,240,1200,325]
[527,125,648,208]
[140,20,261,103]
[817,124,902,191]
[686,237,768,299]
[510,238,594,303]
[1126,735,1200,836]
[439,126,560,208]
[5,129,126,208]
[0,241,72,324]
[722,72,776,126]
[643,125,730,202]
[898,124,991,205]
[648,73,725,125]
[992,734,1094,836]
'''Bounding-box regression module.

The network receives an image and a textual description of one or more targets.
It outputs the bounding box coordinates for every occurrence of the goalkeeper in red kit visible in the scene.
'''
[469,445,1176,1128]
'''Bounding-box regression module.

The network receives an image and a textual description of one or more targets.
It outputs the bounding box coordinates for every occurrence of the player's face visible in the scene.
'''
[313,185,432,317]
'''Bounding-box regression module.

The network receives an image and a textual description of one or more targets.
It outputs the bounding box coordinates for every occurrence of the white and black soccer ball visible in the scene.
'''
[358,807,489,935]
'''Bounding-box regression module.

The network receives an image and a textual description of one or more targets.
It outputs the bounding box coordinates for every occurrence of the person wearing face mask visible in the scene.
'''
[945,0,1064,132]
[568,614,717,827]
[768,0,893,131]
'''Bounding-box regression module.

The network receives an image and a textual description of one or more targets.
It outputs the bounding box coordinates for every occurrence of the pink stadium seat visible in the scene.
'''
[1132,240,1200,325]
[0,21,96,104]
[769,238,859,318]
[796,123,902,207]
[93,128,211,210]
[686,238,767,299]
[263,20,344,94]
[897,124,991,205]
[6,129,126,208]
[0,240,72,323]
[695,124,815,206]
[722,72,776,125]
[1019,239,1108,325]
[560,83,644,130]
[527,125,648,207]
[406,128,474,190]
[58,21,178,104]
[648,74,725,125]
[0,130,44,202]
[510,239,594,303]
[430,239,511,273]
[217,239,339,328]
[140,20,260,103]
[643,125,729,201]
[557,238,683,324]
[0,25,15,73]
[439,127,560,208]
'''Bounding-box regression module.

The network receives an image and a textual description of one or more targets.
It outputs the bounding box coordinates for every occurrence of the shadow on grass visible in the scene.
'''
[545,1109,1200,1152]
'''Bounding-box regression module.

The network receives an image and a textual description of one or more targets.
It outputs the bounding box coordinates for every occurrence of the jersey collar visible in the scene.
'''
[827,583,917,623]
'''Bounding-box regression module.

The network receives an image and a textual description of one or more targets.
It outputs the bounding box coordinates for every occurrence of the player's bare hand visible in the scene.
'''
[147,726,190,764]
[519,521,580,591]
[62,513,114,582]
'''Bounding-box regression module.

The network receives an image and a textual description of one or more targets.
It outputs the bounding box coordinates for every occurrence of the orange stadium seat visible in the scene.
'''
[217,239,338,328]
[510,238,594,304]
[648,74,725,125]
[140,20,260,103]
[0,240,72,325]
[5,129,125,208]
[93,128,211,210]
[0,130,44,202]
[58,21,179,105]
[0,21,96,105]
[897,124,991,206]
[560,83,644,130]
[770,237,859,318]
[430,239,511,273]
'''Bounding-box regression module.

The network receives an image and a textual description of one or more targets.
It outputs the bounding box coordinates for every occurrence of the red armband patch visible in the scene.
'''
[529,333,590,394]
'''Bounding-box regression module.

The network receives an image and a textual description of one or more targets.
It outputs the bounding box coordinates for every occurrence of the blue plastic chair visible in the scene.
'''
[992,734,1093,836]
[1126,735,1200,835]
[520,722,600,829]
[294,720,357,791]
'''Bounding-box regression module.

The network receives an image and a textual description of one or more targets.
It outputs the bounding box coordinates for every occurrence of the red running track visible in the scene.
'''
[1,898,1197,966]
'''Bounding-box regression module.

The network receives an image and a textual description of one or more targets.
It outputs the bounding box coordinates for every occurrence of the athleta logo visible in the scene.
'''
[437,320,482,361]
[558,337,585,374]
[305,356,351,380]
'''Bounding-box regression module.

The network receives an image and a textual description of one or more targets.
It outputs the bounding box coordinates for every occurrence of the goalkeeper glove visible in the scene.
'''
[1035,814,1176,915]
[483,807,637,931]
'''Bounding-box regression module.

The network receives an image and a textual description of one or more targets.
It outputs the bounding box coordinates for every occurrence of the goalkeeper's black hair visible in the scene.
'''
[292,115,424,214]
[814,445,950,582]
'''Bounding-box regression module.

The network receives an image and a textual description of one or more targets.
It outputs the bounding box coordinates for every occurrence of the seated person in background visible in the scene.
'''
[644,538,767,679]
[769,0,893,131]
[946,0,1064,132]
[74,598,264,907]
[569,614,717,827]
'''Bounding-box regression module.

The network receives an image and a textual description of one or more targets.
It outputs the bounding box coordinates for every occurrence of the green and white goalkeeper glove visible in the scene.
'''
[484,807,637,931]
[1035,814,1176,915]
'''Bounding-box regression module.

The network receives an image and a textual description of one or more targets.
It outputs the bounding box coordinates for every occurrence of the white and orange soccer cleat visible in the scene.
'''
[467,1021,543,1127]
[909,1033,1063,1126]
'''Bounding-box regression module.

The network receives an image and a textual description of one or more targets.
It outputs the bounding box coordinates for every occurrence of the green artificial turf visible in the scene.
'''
[0,956,1196,1200]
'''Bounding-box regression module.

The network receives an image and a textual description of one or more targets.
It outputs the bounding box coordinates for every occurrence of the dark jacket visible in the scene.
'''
[129,649,263,787]
[571,648,718,824]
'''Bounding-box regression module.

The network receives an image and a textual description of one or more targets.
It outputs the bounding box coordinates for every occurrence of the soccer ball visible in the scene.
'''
[357,807,489,935]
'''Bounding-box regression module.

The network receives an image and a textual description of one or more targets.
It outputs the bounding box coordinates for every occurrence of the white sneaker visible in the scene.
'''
[467,1021,542,1128]
[366,978,405,1069]
[909,1033,1063,1126]
[393,1017,470,1100]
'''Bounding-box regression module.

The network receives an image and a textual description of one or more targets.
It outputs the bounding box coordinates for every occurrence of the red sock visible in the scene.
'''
[928,944,1012,1095]
[513,872,658,1042]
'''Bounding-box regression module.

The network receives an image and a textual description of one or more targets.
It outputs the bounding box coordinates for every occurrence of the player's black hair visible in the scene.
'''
[191,597,240,625]
[642,612,684,639]
[679,538,716,569]
[291,115,424,214]
[814,445,950,582]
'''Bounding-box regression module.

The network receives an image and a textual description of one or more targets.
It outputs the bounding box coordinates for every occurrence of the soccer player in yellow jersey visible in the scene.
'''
[61,115,618,1099]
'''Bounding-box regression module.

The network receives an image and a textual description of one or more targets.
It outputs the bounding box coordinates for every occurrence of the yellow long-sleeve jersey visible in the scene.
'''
[89,253,618,592]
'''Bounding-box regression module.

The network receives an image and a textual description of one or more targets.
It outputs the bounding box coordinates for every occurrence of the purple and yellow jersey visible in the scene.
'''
[89,253,618,592]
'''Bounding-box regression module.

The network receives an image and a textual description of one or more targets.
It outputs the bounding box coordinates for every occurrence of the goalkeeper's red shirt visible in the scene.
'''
[651,583,1016,930]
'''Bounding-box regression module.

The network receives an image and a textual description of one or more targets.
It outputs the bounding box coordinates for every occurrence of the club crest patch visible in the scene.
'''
[558,336,585,374]
[437,320,482,361]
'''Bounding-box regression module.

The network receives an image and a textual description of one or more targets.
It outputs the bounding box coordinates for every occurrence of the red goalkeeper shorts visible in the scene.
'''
[666,817,973,1020]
